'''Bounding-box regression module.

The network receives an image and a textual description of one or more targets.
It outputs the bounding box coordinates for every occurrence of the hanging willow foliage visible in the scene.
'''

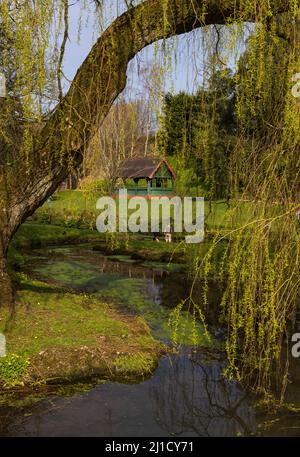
[158,2,300,401]
[192,9,300,401]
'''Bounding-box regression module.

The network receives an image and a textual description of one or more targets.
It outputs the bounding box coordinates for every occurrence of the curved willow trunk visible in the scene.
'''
[0,0,292,306]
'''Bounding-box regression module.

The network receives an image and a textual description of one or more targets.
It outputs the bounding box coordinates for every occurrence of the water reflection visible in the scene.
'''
[0,351,256,437]
[26,246,221,318]
[150,350,256,437]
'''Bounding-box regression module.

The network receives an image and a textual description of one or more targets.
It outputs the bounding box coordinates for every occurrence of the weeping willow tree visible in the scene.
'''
[157,7,300,401]
[0,0,299,401]
[203,11,300,400]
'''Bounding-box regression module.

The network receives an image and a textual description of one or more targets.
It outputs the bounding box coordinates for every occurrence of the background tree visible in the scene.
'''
[83,62,163,186]
[158,69,236,199]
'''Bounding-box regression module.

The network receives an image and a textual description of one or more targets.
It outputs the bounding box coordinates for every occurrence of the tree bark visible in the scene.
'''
[0,0,294,306]
[0,221,14,308]
[0,258,14,308]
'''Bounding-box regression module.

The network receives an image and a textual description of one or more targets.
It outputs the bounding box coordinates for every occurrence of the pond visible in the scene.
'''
[1,245,300,436]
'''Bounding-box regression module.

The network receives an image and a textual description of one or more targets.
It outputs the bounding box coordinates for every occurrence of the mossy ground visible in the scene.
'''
[0,275,166,387]
[21,247,215,348]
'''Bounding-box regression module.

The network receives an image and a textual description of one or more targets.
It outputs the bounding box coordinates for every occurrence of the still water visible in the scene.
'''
[0,351,255,437]
[0,246,299,436]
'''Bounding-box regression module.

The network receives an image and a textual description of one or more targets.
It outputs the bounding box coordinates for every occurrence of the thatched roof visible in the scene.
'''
[118,156,176,179]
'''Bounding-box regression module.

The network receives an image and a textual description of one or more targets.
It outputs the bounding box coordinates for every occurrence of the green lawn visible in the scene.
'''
[34,189,256,232]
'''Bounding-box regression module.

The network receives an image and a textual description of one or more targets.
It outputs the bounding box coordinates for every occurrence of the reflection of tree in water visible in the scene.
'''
[150,350,257,437]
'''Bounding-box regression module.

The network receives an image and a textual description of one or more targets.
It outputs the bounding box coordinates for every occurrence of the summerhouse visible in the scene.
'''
[118,156,176,196]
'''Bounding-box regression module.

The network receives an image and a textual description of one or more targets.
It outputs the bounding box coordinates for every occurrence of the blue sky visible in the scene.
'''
[62,1,250,99]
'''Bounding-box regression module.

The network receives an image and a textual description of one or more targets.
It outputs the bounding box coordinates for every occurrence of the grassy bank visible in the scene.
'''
[0,275,166,387]
[9,221,191,269]
[32,190,238,232]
